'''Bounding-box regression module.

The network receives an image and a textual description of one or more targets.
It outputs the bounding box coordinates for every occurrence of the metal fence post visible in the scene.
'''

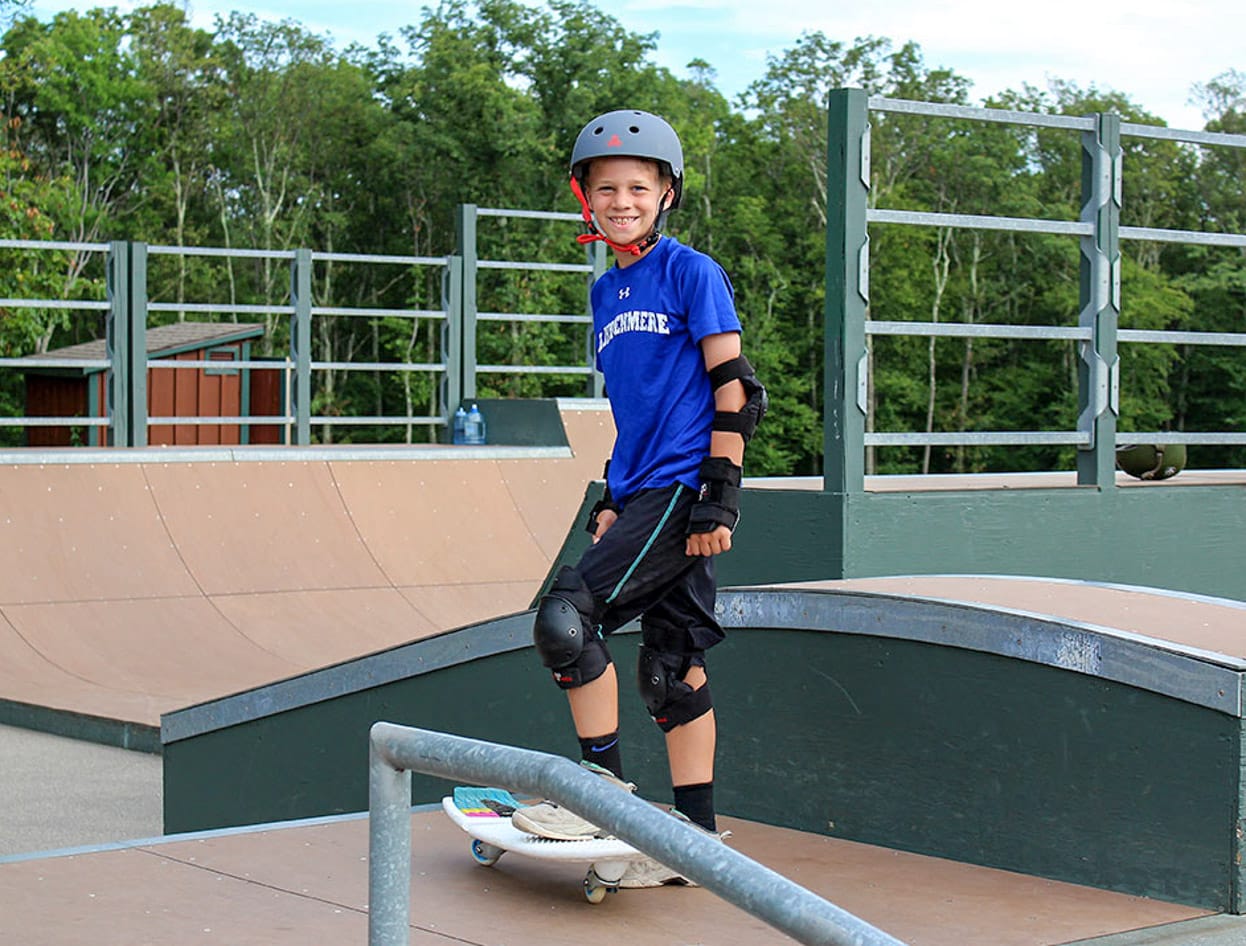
[105,241,130,448]
[455,204,478,402]
[128,241,149,447]
[290,248,313,445]
[1076,112,1122,486]
[441,255,463,428]
[587,240,607,398]
[824,88,870,495]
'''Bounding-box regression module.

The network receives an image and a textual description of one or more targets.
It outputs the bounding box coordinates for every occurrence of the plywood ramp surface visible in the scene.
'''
[787,575,1246,659]
[0,809,1207,946]
[0,404,615,727]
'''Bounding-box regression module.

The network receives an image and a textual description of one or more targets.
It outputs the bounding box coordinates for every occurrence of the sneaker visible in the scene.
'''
[511,761,636,840]
[618,808,731,888]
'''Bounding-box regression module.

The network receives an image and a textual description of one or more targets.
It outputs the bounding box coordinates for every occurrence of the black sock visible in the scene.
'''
[578,732,623,780]
[673,782,716,832]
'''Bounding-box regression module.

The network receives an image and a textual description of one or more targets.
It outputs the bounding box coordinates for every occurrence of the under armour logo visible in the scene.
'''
[618,287,631,300]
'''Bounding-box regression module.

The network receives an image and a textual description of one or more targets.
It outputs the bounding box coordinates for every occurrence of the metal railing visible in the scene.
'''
[0,239,114,442]
[141,244,452,443]
[6,99,1244,463]
[0,239,452,445]
[823,90,1246,491]
[2,209,605,446]
[453,204,607,405]
[368,723,908,946]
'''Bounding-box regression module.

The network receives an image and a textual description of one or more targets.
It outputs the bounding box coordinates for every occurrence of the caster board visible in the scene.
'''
[442,786,650,903]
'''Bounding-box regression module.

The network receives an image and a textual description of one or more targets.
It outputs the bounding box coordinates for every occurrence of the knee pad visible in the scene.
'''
[637,644,713,733]
[533,568,611,690]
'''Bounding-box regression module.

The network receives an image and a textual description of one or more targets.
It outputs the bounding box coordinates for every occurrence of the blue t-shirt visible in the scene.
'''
[592,236,742,504]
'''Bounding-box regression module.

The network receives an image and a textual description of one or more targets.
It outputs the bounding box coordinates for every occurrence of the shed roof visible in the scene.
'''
[35,322,266,362]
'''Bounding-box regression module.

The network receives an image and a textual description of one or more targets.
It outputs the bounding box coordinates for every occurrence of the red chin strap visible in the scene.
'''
[568,176,660,257]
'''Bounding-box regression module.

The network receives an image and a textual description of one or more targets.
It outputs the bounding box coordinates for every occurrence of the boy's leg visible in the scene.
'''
[664,664,715,784]
[638,561,724,831]
[566,662,618,734]
[567,663,623,778]
[533,485,700,779]
[530,483,717,787]
[532,564,624,777]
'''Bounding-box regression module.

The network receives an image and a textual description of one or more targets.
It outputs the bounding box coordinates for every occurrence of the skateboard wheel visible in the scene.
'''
[470,839,503,866]
[583,869,616,904]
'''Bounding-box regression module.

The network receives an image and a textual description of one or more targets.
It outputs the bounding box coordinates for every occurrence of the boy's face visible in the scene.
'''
[583,157,672,248]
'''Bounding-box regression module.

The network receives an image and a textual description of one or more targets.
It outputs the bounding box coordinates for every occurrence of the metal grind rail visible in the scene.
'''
[368,723,908,946]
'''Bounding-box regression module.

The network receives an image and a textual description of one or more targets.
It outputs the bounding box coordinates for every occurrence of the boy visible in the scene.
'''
[513,110,766,883]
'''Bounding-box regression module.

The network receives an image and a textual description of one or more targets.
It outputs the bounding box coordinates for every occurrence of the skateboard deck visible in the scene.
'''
[442,786,649,903]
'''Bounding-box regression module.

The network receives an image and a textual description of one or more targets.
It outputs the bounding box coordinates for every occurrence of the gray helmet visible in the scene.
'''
[1116,443,1187,480]
[570,109,684,212]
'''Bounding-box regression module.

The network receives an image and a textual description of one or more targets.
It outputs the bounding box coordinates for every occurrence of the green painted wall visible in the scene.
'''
[710,629,1239,911]
[164,647,665,835]
[166,620,1242,910]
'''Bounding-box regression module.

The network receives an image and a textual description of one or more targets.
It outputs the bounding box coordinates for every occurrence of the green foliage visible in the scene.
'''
[0,2,1243,467]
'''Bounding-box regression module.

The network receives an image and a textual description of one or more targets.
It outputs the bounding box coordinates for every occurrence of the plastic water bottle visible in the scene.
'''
[452,405,468,444]
[464,402,487,445]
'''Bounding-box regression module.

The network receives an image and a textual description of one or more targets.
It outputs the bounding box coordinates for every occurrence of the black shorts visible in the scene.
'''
[573,483,726,657]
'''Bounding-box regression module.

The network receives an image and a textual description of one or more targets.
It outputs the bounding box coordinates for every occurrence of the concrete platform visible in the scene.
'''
[0,724,161,858]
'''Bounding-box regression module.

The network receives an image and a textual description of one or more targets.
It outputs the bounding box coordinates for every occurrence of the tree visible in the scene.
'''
[1,8,154,250]
[0,128,86,354]
[127,4,227,307]
[1,4,1240,465]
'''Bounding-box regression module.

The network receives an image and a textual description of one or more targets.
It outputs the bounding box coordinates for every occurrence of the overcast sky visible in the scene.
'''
[24,0,1246,130]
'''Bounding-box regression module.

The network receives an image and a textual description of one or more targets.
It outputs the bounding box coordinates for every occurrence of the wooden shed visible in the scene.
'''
[23,322,284,447]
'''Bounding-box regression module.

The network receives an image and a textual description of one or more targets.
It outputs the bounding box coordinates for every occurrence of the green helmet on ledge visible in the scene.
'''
[1116,443,1187,480]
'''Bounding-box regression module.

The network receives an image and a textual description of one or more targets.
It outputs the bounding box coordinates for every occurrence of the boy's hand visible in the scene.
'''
[686,525,733,557]
[592,508,618,543]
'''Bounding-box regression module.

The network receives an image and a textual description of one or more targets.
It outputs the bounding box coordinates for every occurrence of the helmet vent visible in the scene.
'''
[628,125,640,134]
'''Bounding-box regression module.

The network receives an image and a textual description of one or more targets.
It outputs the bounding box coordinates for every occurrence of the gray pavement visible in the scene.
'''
[0,724,162,859]
[1066,915,1246,945]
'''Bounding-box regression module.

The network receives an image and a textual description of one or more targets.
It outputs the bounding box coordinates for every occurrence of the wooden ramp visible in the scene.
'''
[0,401,614,740]
[0,807,1215,946]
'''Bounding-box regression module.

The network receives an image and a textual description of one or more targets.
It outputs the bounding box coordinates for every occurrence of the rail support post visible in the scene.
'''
[824,88,870,496]
[368,734,412,946]
[1076,111,1122,486]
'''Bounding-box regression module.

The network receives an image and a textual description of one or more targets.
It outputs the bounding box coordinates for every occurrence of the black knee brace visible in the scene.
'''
[533,567,611,690]
[636,621,713,733]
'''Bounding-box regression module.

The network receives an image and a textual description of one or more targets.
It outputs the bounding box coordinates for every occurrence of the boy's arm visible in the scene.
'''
[686,331,749,558]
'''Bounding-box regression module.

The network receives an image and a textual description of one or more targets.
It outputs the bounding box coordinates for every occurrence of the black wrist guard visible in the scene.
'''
[687,456,743,534]
[585,461,621,535]
[585,495,622,535]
